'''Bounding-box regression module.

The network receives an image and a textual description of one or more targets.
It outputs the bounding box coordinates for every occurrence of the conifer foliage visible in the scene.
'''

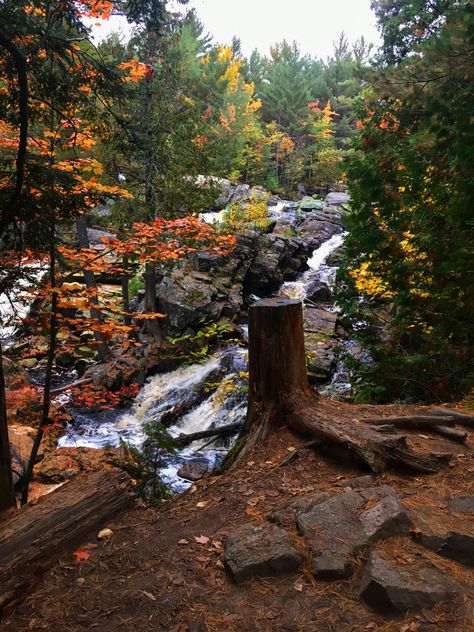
[338,0,474,401]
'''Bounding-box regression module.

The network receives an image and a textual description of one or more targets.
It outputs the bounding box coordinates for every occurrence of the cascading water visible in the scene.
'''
[278,232,346,301]
[57,203,352,491]
[60,346,248,491]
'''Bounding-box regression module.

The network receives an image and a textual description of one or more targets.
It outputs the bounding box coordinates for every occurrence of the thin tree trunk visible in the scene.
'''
[21,221,58,505]
[141,32,163,340]
[0,340,15,512]
[122,256,132,328]
[76,215,111,361]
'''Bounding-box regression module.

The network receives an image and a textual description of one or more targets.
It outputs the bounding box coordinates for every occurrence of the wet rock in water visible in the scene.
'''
[305,280,332,302]
[448,495,474,515]
[325,191,350,206]
[304,307,337,335]
[295,486,411,579]
[359,551,455,614]
[224,523,302,583]
[418,529,474,567]
[299,199,325,211]
[178,458,210,482]
[296,212,342,250]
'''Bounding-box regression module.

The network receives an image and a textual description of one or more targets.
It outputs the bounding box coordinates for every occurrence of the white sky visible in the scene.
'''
[93,0,380,60]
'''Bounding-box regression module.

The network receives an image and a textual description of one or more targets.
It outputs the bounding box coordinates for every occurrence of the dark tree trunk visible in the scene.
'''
[244,298,311,444]
[0,341,15,512]
[143,261,162,341]
[239,298,453,474]
[121,256,132,328]
[21,220,58,505]
[0,468,132,614]
[76,215,111,361]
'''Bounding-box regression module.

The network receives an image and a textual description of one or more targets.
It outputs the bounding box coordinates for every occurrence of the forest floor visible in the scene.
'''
[2,400,474,632]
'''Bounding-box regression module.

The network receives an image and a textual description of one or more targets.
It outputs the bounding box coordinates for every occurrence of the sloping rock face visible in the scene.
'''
[153,230,312,335]
[224,523,302,583]
[360,551,455,614]
[294,486,411,579]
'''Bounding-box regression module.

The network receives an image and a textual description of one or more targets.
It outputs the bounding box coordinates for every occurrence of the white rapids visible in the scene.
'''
[279,232,346,301]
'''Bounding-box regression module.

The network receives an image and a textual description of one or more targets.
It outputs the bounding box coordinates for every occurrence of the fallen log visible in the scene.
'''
[367,415,455,428]
[237,298,452,474]
[431,425,467,443]
[50,377,92,396]
[0,468,133,615]
[175,422,241,446]
[428,408,474,428]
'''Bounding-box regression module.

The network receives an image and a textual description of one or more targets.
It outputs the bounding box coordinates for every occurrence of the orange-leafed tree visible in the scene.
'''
[0,0,131,508]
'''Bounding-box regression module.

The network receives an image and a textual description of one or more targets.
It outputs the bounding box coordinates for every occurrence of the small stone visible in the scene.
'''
[345,475,377,489]
[97,528,113,540]
[419,530,474,567]
[224,523,302,583]
[178,458,210,482]
[359,551,455,614]
[448,495,474,515]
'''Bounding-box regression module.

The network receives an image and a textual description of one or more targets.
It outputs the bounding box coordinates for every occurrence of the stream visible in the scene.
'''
[58,208,348,491]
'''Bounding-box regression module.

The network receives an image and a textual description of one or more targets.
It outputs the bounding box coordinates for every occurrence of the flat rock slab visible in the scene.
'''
[224,523,302,583]
[418,530,474,567]
[304,307,337,335]
[360,551,455,614]
[295,486,411,579]
[448,495,474,515]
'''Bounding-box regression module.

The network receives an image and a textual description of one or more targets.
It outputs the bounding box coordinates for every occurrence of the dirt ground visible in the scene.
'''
[2,401,474,632]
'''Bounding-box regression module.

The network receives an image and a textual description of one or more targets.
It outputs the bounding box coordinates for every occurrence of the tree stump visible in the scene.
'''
[245,297,313,442]
[238,298,452,474]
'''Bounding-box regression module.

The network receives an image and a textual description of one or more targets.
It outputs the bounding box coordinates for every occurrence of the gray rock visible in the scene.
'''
[344,475,377,489]
[360,551,455,614]
[224,523,302,583]
[157,275,217,332]
[419,530,474,567]
[325,191,350,206]
[304,308,337,335]
[299,200,326,211]
[178,458,209,482]
[448,495,474,515]
[305,280,332,303]
[295,486,411,579]
[86,227,116,248]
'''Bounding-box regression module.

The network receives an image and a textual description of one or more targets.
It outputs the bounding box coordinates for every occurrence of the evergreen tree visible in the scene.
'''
[339,0,474,401]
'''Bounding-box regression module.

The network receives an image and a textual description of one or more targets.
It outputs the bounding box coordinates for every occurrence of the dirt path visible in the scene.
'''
[2,402,474,631]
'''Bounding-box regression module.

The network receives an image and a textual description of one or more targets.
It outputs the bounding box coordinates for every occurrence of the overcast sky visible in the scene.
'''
[92,0,380,60]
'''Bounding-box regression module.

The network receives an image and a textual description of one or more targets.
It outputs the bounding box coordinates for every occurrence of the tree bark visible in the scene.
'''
[76,215,111,361]
[0,468,132,614]
[240,298,452,474]
[0,341,15,512]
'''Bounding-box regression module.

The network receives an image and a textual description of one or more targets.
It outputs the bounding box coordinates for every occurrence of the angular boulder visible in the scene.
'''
[360,551,455,614]
[448,495,474,516]
[418,530,474,567]
[325,191,350,206]
[295,486,411,579]
[224,523,302,583]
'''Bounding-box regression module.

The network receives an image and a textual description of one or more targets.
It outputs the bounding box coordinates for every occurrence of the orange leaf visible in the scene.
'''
[73,548,90,562]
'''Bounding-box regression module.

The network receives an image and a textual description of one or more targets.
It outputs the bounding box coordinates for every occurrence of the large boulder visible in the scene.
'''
[224,523,302,583]
[325,191,350,206]
[157,274,219,332]
[295,486,411,579]
[360,551,456,614]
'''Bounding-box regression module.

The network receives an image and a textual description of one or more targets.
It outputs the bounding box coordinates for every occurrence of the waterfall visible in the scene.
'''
[279,232,346,300]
